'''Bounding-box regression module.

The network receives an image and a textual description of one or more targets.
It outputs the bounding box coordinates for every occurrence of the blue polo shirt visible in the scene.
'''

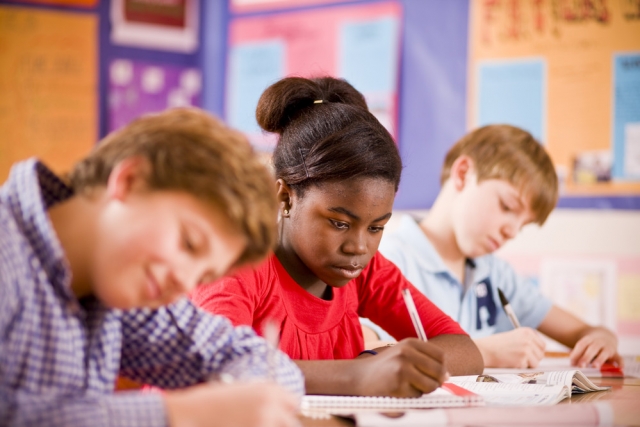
[364,215,552,341]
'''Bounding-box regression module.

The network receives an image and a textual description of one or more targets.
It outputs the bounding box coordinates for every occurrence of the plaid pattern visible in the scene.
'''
[0,159,304,427]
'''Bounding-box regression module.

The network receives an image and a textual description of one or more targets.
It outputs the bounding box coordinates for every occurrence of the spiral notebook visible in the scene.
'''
[301,383,484,411]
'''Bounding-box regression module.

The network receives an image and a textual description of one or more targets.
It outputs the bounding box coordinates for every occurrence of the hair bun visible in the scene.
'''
[256,77,368,134]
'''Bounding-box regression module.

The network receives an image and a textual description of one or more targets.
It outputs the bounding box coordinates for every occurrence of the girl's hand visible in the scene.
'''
[352,338,448,397]
[164,381,300,427]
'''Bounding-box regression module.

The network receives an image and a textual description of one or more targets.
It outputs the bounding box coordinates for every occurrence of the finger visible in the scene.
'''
[577,343,601,368]
[401,338,445,364]
[610,353,625,368]
[401,345,448,384]
[569,338,590,366]
[530,330,546,350]
[403,363,441,396]
[591,348,611,369]
[528,343,545,368]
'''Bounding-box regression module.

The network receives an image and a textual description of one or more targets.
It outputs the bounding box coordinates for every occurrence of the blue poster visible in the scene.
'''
[612,53,640,180]
[227,41,285,135]
[339,17,399,93]
[477,59,546,143]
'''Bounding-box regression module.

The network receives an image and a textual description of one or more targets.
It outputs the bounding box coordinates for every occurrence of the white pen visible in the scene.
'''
[263,319,280,382]
[498,288,521,329]
[401,288,428,341]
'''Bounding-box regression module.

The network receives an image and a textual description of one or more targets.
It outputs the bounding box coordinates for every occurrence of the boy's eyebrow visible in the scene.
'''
[328,207,392,222]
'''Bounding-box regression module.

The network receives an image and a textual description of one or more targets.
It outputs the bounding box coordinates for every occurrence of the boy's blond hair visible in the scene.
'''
[441,124,558,225]
[68,108,277,266]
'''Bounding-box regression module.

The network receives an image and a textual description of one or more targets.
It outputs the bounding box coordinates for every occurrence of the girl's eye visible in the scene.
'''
[330,219,349,229]
[500,201,511,212]
[369,226,384,234]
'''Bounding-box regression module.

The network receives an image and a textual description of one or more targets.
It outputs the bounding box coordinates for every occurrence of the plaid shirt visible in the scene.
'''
[0,159,304,427]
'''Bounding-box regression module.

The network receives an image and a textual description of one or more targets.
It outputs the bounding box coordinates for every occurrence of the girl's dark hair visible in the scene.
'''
[256,77,402,195]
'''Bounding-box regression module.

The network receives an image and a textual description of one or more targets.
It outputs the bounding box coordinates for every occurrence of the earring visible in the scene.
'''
[283,209,290,217]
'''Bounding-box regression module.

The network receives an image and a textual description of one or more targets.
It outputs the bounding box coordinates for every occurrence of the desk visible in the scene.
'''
[300,378,640,427]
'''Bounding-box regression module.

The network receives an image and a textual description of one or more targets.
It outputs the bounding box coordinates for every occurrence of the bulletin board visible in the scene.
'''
[468,0,640,201]
[0,5,98,182]
[225,1,402,152]
[229,0,343,14]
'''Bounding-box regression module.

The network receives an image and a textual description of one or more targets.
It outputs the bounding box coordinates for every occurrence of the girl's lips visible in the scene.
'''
[333,266,363,279]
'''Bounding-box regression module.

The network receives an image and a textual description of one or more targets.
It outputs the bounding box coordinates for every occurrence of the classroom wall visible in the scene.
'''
[1,0,638,352]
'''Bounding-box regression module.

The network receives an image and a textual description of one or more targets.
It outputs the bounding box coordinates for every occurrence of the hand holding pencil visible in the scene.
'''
[352,288,448,397]
[474,289,546,368]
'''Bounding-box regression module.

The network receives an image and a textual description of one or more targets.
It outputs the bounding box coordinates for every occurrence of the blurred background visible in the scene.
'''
[0,0,638,352]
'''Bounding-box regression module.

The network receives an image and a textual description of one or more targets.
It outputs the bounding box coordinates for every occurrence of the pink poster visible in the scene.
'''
[226,1,402,151]
[230,0,344,14]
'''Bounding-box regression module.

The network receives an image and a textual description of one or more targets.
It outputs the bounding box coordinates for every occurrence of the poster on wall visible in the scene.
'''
[477,58,546,143]
[230,0,343,13]
[613,53,640,180]
[0,6,97,182]
[108,59,202,132]
[111,0,199,53]
[468,0,640,200]
[226,1,402,152]
[11,0,98,6]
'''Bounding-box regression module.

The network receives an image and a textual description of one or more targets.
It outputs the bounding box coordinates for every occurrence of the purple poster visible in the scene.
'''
[109,59,202,131]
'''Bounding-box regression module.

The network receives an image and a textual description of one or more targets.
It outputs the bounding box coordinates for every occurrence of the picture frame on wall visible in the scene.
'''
[111,0,199,53]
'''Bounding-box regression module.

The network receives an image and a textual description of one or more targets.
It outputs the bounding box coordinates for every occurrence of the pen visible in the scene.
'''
[263,319,280,382]
[401,288,428,341]
[497,288,521,329]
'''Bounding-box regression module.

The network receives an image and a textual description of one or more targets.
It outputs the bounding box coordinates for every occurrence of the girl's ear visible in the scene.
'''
[449,155,475,191]
[275,179,293,217]
[106,157,151,201]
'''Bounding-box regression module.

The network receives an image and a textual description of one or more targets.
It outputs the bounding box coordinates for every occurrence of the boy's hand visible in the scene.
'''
[474,328,545,368]
[164,382,300,427]
[353,338,448,397]
[570,327,623,369]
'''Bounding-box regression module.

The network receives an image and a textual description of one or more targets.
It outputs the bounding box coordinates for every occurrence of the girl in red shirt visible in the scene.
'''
[192,77,483,397]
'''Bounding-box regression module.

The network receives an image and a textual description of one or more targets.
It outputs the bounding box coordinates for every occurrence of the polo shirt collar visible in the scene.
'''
[396,215,449,274]
[395,214,492,285]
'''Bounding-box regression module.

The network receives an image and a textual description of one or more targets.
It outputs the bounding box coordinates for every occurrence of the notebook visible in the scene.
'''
[300,382,484,412]
[454,369,611,394]
[445,370,611,406]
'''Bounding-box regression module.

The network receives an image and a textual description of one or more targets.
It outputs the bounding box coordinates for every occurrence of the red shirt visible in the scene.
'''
[192,252,465,360]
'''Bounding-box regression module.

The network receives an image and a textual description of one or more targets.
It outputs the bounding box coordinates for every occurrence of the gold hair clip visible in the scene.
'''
[313,100,323,104]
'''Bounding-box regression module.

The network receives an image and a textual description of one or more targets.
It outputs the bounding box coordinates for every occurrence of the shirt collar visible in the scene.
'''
[395,215,449,274]
[4,159,74,298]
[394,214,491,284]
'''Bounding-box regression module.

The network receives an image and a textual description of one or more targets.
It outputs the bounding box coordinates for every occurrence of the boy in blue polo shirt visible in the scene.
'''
[0,108,302,427]
[364,124,621,369]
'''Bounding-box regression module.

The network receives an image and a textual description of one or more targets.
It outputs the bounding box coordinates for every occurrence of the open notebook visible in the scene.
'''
[483,355,628,378]
[301,383,484,413]
[447,369,610,406]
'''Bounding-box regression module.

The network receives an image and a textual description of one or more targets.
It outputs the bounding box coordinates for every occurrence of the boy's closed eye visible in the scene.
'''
[181,223,207,254]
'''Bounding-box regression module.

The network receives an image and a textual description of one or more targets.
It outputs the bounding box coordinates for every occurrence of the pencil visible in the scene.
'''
[401,288,428,341]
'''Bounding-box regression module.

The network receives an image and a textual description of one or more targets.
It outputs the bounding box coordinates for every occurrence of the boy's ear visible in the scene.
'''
[450,155,475,191]
[106,157,151,201]
[275,179,292,213]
